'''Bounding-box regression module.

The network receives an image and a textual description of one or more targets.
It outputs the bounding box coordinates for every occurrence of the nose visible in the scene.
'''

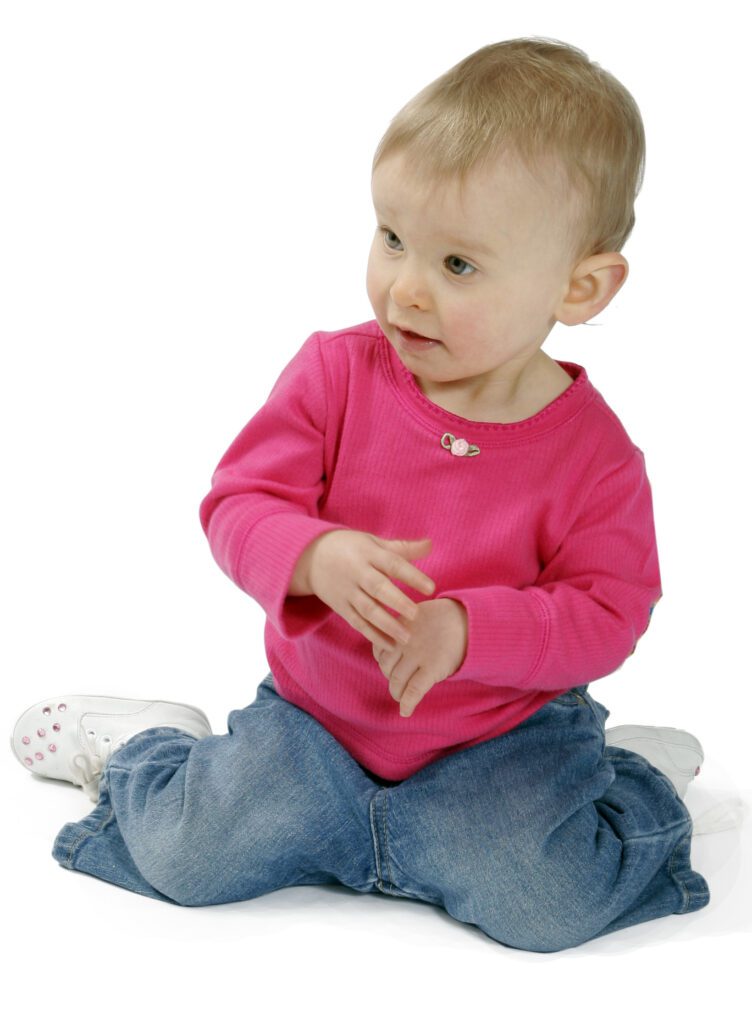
[389,259,430,310]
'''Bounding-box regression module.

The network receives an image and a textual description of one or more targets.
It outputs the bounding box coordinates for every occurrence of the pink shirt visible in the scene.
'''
[199,319,661,780]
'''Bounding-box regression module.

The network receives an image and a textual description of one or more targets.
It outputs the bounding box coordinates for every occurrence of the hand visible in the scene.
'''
[302,530,436,649]
[372,598,468,718]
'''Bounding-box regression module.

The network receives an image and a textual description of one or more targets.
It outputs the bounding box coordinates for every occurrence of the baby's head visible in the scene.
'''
[366,38,645,418]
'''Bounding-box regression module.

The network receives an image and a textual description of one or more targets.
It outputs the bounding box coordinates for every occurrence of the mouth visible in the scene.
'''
[393,326,442,351]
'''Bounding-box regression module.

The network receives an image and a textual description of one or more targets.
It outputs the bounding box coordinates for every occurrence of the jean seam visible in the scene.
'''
[369,791,385,892]
[619,819,691,844]
[369,788,398,894]
[605,747,694,809]
[579,688,603,727]
[381,789,396,892]
[667,825,702,912]
[59,805,117,867]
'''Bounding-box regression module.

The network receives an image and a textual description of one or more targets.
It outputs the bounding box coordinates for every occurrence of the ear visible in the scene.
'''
[555,253,629,327]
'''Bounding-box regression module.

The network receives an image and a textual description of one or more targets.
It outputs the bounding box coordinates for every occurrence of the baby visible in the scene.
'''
[12,38,710,952]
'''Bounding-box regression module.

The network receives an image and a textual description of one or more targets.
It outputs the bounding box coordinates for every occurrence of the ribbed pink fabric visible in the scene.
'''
[199,320,661,780]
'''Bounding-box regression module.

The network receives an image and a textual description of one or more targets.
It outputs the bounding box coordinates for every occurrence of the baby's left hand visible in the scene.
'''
[372,598,468,718]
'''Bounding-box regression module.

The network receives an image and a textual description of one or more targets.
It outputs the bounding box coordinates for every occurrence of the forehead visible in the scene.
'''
[371,149,574,251]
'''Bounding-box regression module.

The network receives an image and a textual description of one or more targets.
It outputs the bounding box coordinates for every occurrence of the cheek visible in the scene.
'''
[365,269,378,312]
[444,297,489,337]
[492,275,549,326]
[365,254,386,310]
[445,310,489,355]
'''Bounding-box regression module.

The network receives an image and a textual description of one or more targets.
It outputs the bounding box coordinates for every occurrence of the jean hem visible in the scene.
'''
[669,828,711,913]
[51,797,115,870]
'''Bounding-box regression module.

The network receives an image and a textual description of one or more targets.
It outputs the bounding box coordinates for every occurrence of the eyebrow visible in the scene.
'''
[442,236,496,257]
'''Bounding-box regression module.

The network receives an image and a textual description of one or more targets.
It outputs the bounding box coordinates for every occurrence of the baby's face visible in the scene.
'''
[366,149,581,409]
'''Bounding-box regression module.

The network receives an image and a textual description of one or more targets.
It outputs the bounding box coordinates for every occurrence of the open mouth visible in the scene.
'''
[395,327,441,349]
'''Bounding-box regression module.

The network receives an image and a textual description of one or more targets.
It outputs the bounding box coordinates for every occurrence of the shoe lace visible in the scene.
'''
[71,750,106,800]
[70,733,131,801]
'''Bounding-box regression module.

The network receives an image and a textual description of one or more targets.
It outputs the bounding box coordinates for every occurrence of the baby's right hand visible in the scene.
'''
[304,530,435,649]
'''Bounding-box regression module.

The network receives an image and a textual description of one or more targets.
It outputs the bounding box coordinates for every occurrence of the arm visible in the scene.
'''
[436,451,662,691]
[199,332,346,638]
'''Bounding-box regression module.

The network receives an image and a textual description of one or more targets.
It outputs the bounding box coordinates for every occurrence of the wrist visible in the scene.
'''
[441,596,467,621]
[288,541,319,597]
[288,530,341,597]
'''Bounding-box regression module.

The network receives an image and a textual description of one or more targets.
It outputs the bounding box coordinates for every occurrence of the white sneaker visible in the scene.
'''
[11,695,212,802]
[605,724,703,800]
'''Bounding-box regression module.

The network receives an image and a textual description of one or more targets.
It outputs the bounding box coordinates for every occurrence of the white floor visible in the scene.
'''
[5,727,749,1024]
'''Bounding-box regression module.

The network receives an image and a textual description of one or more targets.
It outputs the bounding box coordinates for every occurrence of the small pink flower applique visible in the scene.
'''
[441,433,480,457]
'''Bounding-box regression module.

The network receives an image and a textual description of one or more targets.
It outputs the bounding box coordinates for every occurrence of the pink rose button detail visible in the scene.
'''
[440,432,480,457]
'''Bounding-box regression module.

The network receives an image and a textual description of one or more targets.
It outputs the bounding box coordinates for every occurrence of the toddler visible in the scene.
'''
[12,38,710,952]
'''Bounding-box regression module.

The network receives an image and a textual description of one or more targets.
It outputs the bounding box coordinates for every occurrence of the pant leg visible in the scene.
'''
[52,673,382,905]
[371,686,710,953]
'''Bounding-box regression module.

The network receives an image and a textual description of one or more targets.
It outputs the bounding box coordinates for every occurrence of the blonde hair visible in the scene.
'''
[372,38,645,264]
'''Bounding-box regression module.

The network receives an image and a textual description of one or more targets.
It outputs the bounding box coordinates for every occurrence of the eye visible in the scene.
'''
[381,228,403,251]
[445,255,475,277]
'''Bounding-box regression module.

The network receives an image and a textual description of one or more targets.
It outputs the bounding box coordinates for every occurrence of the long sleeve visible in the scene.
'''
[437,450,662,691]
[199,332,346,639]
[194,318,668,780]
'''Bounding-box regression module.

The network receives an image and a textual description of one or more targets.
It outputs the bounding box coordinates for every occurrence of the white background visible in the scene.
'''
[2,1,749,1020]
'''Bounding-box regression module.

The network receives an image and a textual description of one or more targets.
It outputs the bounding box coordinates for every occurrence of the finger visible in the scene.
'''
[346,605,399,651]
[387,658,412,703]
[399,671,430,718]
[373,649,397,682]
[363,569,422,621]
[398,560,436,597]
[354,590,412,644]
[376,549,436,598]
[374,644,398,670]
[377,650,401,682]
[372,641,389,667]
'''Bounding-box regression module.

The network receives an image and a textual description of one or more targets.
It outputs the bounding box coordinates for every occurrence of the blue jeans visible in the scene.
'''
[52,673,709,952]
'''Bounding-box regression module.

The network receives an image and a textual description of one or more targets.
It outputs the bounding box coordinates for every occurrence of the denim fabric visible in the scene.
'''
[52,673,709,952]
